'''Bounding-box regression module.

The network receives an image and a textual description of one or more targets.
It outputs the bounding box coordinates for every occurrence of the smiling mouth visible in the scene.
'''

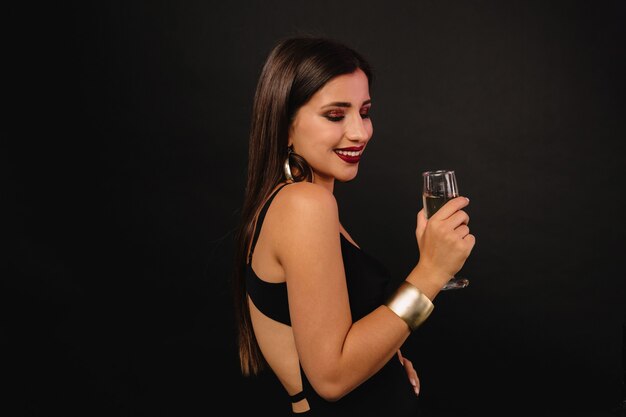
[334,147,364,164]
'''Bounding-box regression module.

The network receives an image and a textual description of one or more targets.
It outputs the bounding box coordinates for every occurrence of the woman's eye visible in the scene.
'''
[360,109,371,119]
[325,111,344,122]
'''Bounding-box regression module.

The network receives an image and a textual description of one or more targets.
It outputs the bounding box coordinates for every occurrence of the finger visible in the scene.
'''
[447,210,470,228]
[402,360,420,395]
[454,224,470,239]
[403,357,415,374]
[431,196,469,221]
[397,349,404,364]
[464,233,476,248]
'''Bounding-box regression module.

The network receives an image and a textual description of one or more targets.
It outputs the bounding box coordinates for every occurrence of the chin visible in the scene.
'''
[336,171,359,183]
[338,177,357,183]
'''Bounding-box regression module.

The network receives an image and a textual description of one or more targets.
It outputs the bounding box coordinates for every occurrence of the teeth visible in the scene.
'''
[335,150,362,157]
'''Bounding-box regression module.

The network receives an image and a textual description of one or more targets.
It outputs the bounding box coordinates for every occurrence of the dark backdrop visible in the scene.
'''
[6,1,626,416]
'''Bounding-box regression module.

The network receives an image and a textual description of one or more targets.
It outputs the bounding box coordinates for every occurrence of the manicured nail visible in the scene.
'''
[410,378,417,387]
[414,386,420,395]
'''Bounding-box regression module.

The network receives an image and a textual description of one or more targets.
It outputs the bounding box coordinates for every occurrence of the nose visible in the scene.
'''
[345,113,370,142]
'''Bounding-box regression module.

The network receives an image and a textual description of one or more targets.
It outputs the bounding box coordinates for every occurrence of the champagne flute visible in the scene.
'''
[422,169,470,290]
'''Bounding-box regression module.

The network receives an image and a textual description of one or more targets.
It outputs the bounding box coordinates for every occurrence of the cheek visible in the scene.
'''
[303,124,340,150]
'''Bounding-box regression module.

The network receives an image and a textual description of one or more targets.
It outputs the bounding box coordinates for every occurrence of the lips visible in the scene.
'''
[334,146,364,164]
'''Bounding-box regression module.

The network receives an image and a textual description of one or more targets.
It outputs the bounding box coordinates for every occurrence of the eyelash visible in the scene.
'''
[324,109,371,122]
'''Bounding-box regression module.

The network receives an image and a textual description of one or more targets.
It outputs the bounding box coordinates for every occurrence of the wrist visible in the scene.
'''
[406,262,451,300]
[385,281,434,331]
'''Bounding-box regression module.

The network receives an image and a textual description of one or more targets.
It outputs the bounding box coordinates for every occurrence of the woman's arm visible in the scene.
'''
[270,182,473,401]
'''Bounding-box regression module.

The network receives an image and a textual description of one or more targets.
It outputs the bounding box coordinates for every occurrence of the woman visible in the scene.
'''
[233,36,475,415]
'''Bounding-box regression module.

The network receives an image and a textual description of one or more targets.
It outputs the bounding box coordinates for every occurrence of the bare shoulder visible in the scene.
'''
[268,183,341,268]
[270,182,339,233]
[274,182,338,215]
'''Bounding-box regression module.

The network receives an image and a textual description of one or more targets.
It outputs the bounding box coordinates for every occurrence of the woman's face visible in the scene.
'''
[288,69,372,189]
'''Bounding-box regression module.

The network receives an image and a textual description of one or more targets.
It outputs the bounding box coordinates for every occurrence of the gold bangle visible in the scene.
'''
[385,281,434,331]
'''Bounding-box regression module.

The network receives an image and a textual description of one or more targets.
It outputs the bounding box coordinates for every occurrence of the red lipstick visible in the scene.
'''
[334,146,364,164]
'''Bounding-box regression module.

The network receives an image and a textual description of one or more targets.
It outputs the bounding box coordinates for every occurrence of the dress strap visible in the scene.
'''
[248,183,290,263]
[289,390,306,403]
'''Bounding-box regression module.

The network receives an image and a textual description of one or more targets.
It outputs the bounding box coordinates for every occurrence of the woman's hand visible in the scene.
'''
[415,196,475,286]
[397,350,420,396]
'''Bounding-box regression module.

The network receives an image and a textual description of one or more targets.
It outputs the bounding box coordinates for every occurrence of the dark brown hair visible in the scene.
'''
[233,36,373,376]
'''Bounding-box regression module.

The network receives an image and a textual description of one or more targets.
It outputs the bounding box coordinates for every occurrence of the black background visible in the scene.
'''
[6,1,626,416]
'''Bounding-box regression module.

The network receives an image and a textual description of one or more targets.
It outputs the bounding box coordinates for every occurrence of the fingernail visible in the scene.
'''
[414,386,420,396]
[410,378,417,387]
[465,197,470,202]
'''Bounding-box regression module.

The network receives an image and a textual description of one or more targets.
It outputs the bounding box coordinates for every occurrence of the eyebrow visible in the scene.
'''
[321,99,372,109]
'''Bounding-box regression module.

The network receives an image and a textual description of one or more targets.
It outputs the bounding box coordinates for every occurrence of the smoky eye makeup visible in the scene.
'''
[322,105,372,122]
[324,110,345,122]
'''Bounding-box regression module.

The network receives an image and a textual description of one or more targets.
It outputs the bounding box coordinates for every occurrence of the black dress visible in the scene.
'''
[246,183,420,416]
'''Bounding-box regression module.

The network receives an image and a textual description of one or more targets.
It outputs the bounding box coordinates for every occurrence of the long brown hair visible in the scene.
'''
[233,36,373,376]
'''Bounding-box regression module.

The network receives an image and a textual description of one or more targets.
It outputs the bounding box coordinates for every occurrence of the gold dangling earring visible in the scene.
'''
[284,147,294,182]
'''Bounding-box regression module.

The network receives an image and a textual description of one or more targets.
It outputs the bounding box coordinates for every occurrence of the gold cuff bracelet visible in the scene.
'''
[385,281,434,331]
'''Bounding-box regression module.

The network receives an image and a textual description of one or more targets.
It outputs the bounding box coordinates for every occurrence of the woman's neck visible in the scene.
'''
[313,175,334,193]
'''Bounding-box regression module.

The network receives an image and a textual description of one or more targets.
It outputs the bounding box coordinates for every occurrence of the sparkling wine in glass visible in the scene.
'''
[422,169,469,290]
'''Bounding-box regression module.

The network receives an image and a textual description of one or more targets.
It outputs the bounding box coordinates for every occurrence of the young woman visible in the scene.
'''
[233,36,475,416]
